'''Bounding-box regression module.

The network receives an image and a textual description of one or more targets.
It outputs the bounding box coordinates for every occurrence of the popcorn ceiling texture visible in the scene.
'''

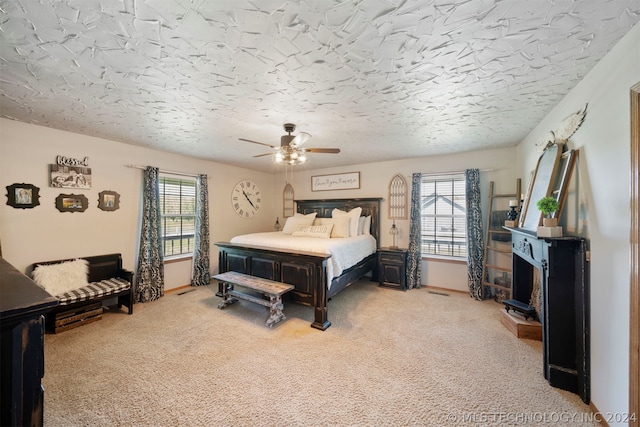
[0,0,638,172]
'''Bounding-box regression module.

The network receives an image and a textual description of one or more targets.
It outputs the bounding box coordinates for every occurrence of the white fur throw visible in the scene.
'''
[32,258,89,297]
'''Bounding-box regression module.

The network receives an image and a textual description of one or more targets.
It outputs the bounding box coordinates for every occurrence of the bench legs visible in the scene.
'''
[266,295,286,328]
[217,282,287,327]
[217,283,238,309]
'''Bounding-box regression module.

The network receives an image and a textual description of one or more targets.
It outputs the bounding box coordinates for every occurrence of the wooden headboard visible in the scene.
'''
[295,198,383,247]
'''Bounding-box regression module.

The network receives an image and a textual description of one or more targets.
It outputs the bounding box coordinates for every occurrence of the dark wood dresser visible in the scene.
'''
[504,228,589,403]
[1,257,58,426]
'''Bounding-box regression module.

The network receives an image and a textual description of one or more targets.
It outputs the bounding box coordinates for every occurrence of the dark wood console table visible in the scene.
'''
[504,228,589,403]
[1,257,58,426]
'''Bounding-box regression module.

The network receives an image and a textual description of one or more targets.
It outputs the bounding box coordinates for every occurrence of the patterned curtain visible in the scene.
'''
[191,174,210,286]
[406,173,422,289]
[136,166,164,302]
[465,169,486,300]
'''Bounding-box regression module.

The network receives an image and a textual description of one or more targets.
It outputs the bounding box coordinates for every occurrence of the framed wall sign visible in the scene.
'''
[311,172,360,191]
[5,183,40,209]
[55,194,88,213]
[98,190,120,211]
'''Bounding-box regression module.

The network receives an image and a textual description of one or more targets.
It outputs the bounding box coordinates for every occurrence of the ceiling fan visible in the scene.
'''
[239,123,340,165]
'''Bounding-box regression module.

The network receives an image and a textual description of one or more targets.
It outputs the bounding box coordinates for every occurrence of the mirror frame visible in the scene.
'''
[519,143,563,231]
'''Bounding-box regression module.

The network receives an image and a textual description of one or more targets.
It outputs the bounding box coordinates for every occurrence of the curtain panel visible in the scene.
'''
[191,174,210,286]
[406,172,422,289]
[136,166,164,302]
[465,169,486,300]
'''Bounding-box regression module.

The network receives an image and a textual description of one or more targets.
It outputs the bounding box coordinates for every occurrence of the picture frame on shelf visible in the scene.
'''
[55,194,88,213]
[5,183,40,209]
[98,190,120,211]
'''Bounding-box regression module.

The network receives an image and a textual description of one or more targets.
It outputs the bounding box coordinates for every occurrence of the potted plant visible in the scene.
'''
[536,196,559,227]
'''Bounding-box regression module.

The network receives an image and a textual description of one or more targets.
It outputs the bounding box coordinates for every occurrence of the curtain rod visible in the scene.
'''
[125,164,206,179]
[411,168,495,177]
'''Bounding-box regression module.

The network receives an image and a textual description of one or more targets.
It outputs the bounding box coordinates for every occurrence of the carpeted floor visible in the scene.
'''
[43,278,596,426]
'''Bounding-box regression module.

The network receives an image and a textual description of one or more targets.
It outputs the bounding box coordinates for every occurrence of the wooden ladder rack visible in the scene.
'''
[481,179,521,299]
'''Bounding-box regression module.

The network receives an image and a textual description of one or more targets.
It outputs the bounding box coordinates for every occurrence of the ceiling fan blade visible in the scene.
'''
[253,153,274,158]
[303,148,341,154]
[290,131,312,147]
[239,138,278,149]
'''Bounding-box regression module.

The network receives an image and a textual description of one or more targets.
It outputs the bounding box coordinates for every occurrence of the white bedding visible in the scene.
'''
[229,232,377,290]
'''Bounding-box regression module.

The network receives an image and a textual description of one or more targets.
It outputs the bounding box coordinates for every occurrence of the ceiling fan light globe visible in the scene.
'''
[299,155,307,163]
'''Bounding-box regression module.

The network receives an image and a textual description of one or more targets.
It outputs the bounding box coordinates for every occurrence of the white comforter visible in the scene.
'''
[229,232,377,290]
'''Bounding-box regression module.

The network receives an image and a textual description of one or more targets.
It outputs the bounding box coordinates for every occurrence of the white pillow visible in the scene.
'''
[314,216,350,238]
[291,224,334,238]
[282,213,317,234]
[357,217,365,235]
[362,215,372,235]
[332,207,362,237]
[32,258,89,297]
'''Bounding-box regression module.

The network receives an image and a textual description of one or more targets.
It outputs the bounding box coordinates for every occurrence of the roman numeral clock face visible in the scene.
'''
[232,180,261,218]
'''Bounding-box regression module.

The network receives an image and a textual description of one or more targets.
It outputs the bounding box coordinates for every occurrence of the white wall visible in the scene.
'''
[0,119,275,290]
[516,22,640,425]
[275,147,518,293]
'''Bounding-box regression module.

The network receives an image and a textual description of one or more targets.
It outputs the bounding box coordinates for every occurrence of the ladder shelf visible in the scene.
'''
[481,179,521,299]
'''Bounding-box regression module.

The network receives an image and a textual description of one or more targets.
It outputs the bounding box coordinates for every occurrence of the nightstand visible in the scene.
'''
[378,247,408,290]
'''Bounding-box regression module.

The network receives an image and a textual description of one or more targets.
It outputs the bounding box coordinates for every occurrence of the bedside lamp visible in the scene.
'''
[389,219,399,249]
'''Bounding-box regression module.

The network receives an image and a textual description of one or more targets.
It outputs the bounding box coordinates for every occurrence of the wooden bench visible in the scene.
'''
[213,271,294,328]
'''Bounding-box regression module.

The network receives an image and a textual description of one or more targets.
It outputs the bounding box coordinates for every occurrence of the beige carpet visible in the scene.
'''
[43,278,596,426]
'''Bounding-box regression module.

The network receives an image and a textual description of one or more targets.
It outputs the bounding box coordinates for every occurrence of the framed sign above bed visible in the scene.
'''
[311,172,360,191]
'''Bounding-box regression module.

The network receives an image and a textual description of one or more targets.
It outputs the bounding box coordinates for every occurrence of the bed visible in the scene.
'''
[215,198,382,330]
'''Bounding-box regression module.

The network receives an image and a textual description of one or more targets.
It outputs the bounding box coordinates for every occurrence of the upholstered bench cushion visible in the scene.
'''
[56,277,131,305]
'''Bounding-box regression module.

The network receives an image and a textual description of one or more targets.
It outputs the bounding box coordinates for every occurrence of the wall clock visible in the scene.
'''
[232,180,261,218]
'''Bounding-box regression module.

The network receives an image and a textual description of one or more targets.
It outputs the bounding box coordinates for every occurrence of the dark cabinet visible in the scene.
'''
[1,257,58,427]
[378,248,408,290]
[506,228,589,403]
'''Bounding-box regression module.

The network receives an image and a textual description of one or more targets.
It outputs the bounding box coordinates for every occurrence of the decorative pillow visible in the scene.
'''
[314,216,350,238]
[32,258,89,297]
[358,216,366,235]
[282,212,317,234]
[291,224,334,238]
[332,207,362,237]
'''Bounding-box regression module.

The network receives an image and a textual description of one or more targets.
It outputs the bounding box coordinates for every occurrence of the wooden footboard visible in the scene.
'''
[215,242,333,329]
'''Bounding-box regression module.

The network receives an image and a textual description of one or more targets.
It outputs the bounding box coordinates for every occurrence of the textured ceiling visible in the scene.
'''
[1,0,639,173]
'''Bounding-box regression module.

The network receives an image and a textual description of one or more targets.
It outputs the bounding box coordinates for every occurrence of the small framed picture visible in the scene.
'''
[98,190,120,211]
[5,183,40,209]
[55,194,88,213]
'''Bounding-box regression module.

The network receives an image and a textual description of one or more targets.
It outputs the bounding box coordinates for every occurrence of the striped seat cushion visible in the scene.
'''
[56,277,131,305]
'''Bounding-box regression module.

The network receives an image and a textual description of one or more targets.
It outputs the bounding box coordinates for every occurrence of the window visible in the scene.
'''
[420,175,467,258]
[159,176,196,257]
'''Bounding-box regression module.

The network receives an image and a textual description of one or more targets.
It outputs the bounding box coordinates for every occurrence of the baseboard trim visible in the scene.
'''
[589,401,609,427]
[424,285,468,295]
[165,284,192,294]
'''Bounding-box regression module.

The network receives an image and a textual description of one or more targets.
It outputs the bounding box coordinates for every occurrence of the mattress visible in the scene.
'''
[229,232,377,289]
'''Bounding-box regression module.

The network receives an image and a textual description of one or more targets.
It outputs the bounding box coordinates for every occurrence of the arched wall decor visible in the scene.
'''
[388,174,407,219]
[283,183,294,218]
